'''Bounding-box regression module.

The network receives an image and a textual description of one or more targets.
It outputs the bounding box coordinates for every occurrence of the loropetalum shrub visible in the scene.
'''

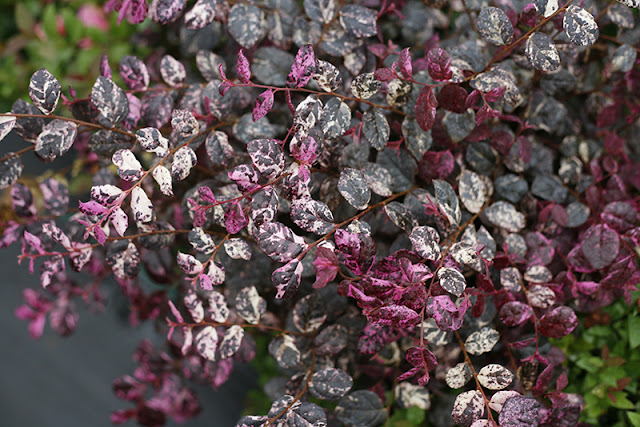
[1,0,640,425]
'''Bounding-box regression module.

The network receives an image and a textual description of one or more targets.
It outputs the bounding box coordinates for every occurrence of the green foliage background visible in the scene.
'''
[0,0,148,111]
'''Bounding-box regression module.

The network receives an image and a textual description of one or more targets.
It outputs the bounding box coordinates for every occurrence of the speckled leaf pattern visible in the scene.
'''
[534,0,558,17]
[309,368,353,400]
[171,146,197,181]
[35,119,77,162]
[257,221,307,263]
[477,7,514,46]
[105,240,141,279]
[528,285,556,308]
[205,131,234,166]
[485,201,525,232]
[195,326,218,361]
[320,97,351,138]
[458,169,487,213]
[384,202,418,232]
[446,362,473,389]
[478,364,514,390]
[177,252,204,275]
[251,187,278,226]
[130,187,154,223]
[91,184,123,205]
[539,305,578,338]
[499,396,541,427]
[208,262,226,290]
[196,50,226,81]
[112,149,143,181]
[581,224,619,269]
[525,32,560,71]
[189,227,215,254]
[272,258,303,299]
[253,89,274,122]
[171,109,200,137]
[338,168,371,210]
[151,166,173,197]
[228,4,266,49]
[363,162,393,197]
[141,93,172,129]
[617,0,640,8]
[136,127,169,157]
[339,5,377,38]
[91,76,129,128]
[465,327,500,355]
[395,383,430,409]
[437,267,466,297]
[336,390,387,427]
[362,109,389,151]
[184,0,216,29]
[160,55,186,87]
[149,0,186,24]
[236,286,266,324]
[351,73,381,99]
[218,325,244,359]
[0,116,16,142]
[304,0,336,23]
[110,207,129,236]
[563,6,599,47]
[452,390,484,426]
[434,179,461,226]
[247,139,285,180]
[314,324,348,356]
[313,60,342,92]
[269,334,301,369]
[293,294,327,333]
[119,55,149,90]
[184,291,204,324]
[40,178,68,215]
[288,44,317,88]
[208,291,229,323]
[402,117,432,159]
[410,225,441,261]
[223,238,252,260]
[28,69,61,114]
[610,44,637,73]
[291,198,334,234]
[500,301,533,326]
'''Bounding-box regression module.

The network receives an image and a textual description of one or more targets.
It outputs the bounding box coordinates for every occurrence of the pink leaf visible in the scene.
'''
[427,48,452,81]
[253,89,274,122]
[415,86,437,131]
[398,48,412,79]
[237,50,251,84]
[287,44,317,88]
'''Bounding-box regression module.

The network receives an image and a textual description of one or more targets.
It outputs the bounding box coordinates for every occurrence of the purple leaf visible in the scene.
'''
[252,89,274,122]
[272,258,303,299]
[580,224,620,270]
[499,301,533,326]
[287,44,317,88]
[427,49,452,81]
[415,86,437,132]
[398,48,412,79]
[237,50,251,84]
[538,306,578,338]
[498,396,541,426]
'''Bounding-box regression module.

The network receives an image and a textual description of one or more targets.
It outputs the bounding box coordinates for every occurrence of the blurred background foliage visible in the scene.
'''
[554,290,640,427]
[0,0,150,111]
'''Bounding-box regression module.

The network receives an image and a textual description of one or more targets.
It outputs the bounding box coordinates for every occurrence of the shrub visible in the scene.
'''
[1,0,640,425]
